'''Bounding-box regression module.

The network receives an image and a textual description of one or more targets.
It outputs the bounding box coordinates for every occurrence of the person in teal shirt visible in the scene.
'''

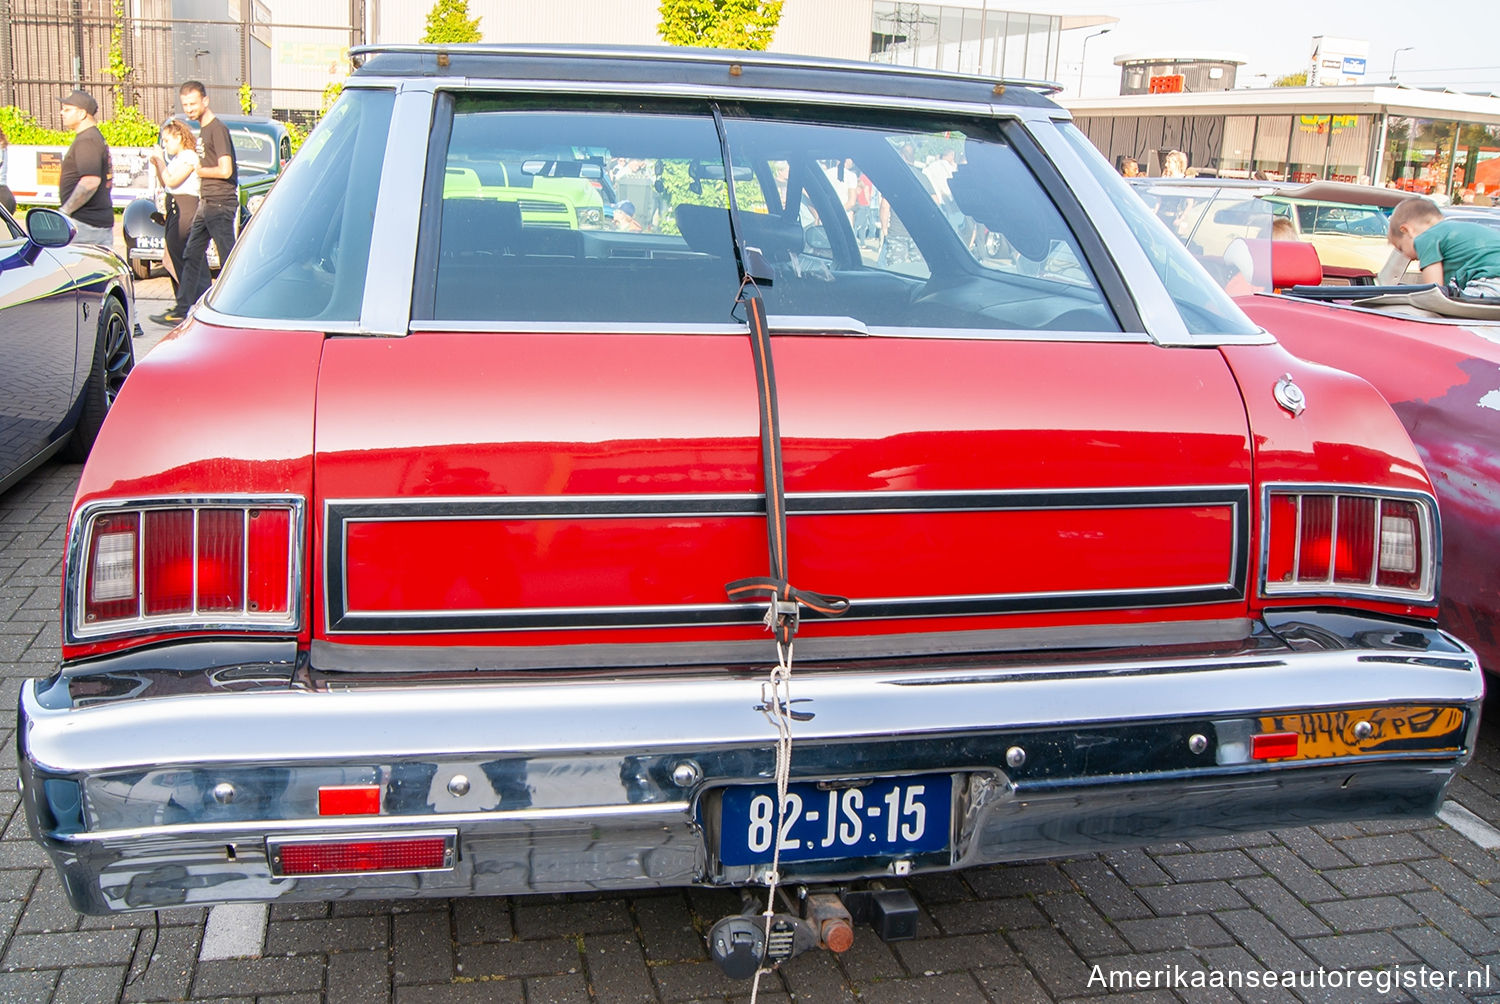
[1388,197,1500,298]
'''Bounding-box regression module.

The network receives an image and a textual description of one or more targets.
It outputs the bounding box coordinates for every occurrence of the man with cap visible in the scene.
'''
[57,89,115,247]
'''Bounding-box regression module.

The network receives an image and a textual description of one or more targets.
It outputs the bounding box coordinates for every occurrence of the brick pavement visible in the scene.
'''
[5,446,1500,1001]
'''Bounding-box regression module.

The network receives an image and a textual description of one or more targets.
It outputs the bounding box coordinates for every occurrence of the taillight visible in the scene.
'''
[1262,487,1434,601]
[268,832,455,876]
[69,497,303,642]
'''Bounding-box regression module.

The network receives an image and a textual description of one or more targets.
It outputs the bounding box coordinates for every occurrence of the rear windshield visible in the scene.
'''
[416,96,1121,333]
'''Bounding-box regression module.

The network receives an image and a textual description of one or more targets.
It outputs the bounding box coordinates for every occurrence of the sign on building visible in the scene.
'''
[1307,36,1369,86]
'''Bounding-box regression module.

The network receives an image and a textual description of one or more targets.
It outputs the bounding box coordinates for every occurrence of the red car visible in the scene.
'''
[20,46,1481,976]
[1131,178,1499,676]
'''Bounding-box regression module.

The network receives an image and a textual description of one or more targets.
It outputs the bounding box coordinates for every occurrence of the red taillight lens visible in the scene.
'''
[84,513,139,623]
[1251,732,1299,760]
[247,507,292,614]
[273,835,452,876]
[1264,489,1432,599]
[142,509,193,615]
[75,499,300,638]
[1296,495,1333,580]
[1334,495,1376,585]
[319,785,382,816]
[197,509,245,612]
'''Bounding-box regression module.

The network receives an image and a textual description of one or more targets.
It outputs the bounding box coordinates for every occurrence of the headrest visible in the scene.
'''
[673,204,804,262]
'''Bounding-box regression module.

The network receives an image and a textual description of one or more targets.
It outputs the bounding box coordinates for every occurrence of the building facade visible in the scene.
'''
[1068,86,1500,199]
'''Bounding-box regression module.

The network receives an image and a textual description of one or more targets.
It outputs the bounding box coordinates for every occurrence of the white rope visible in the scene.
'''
[749,638,795,1004]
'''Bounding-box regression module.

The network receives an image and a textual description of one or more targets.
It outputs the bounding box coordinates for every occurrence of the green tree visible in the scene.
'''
[422,0,482,44]
[657,0,783,50]
[104,0,132,103]
[1271,71,1308,87]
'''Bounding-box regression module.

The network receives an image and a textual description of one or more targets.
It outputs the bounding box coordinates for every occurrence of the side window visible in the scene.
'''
[0,209,24,247]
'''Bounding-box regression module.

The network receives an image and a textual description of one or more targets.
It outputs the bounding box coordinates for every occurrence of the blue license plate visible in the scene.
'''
[718,775,952,867]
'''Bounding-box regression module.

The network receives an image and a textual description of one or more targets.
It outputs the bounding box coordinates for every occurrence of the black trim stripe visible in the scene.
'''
[323,487,1250,634]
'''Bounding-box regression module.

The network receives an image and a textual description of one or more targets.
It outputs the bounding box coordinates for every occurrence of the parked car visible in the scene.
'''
[1131,177,1500,677]
[120,114,292,280]
[0,205,136,495]
[20,47,1481,978]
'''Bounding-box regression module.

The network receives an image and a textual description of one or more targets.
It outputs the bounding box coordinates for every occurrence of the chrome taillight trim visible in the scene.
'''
[1258,484,1439,604]
[65,495,306,645]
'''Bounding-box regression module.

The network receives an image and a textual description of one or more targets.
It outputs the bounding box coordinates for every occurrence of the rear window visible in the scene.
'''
[416,96,1120,333]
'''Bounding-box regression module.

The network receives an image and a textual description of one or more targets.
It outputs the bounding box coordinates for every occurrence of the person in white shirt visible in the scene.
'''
[148,118,201,294]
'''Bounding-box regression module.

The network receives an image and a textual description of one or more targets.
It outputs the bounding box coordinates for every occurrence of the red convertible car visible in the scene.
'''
[20,46,1482,975]
[1131,178,1499,676]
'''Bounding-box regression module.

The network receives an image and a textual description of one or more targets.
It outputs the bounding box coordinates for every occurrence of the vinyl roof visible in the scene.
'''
[349,43,1062,110]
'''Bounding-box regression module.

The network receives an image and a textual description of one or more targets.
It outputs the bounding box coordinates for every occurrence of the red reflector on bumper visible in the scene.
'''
[273,835,452,876]
[1252,732,1300,759]
[318,785,381,816]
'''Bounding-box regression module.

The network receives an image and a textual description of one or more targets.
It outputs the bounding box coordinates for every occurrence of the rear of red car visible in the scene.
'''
[20,47,1480,917]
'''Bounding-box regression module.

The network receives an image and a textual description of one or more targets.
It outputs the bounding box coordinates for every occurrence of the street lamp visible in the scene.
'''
[1078,27,1112,97]
[1389,46,1414,82]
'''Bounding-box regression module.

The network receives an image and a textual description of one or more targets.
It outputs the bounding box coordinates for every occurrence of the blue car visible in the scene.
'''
[0,206,137,493]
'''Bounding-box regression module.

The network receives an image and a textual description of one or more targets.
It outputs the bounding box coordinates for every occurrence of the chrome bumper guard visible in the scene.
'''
[19,618,1483,914]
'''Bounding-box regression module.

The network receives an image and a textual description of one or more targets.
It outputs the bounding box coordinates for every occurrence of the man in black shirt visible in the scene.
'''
[58,89,114,247]
[154,80,237,324]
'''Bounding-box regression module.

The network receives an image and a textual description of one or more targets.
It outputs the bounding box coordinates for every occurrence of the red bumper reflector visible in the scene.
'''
[318,785,381,816]
[1251,732,1300,760]
[275,836,450,876]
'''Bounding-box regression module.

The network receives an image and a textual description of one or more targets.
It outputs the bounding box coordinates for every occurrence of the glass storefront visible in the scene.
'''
[871,2,1061,80]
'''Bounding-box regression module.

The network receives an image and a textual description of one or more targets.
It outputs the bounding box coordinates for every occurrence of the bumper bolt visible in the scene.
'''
[1353,720,1373,740]
[1005,746,1026,768]
[211,782,236,805]
[671,760,702,788]
[447,775,471,797]
[1189,734,1209,755]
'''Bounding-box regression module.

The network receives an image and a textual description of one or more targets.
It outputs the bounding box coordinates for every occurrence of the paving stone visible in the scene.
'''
[580,932,654,1002]
[120,923,200,1003]
[0,971,58,1004]
[1411,858,1500,916]
[906,873,972,904]
[1271,826,1355,869]
[1322,861,1433,898]
[453,898,513,944]
[265,915,389,955]
[1113,914,1233,953]
[1242,844,1342,903]
[455,937,579,979]
[855,970,987,1003]
[394,980,523,1004]
[829,925,904,981]
[1214,909,1315,971]
[392,912,454,985]
[1228,876,1332,939]
[1058,858,1153,922]
[525,971,592,1003]
[1339,833,1440,866]
[650,959,739,1002]
[192,956,326,997]
[514,896,633,939]
[1418,827,1500,882]
[1395,923,1486,973]
[777,948,857,1004]
[1034,894,1128,955]
[970,964,1053,1004]
[928,896,1048,935]
[632,894,705,963]
[1311,895,1424,933]
[327,948,391,1004]
[1134,880,1248,917]
[53,964,126,1003]
[1404,890,1500,955]
[1006,927,1096,998]
[1154,850,1263,883]
[1101,847,1170,887]
[894,930,1019,972]
[2,925,139,968]
[1298,931,1420,969]
[965,862,1073,897]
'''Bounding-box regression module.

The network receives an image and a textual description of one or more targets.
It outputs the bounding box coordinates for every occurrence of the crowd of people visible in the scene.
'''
[48,81,239,325]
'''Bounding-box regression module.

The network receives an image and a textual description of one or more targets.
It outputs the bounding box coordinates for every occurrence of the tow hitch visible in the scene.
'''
[707,885,918,979]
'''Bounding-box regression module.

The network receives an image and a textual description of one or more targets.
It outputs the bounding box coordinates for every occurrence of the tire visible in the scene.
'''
[65,297,134,461]
[125,238,153,280]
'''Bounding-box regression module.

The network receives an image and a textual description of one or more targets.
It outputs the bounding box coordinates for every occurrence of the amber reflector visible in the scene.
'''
[1251,732,1299,760]
[277,837,449,876]
[318,786,381,816]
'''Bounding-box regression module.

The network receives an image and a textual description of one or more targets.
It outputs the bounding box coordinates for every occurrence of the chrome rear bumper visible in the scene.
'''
[20,616,1484,914]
